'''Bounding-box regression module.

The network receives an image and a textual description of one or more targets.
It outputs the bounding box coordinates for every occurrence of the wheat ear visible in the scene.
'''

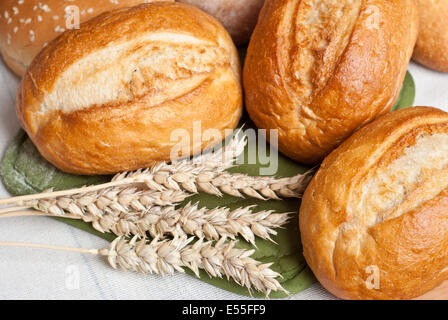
[113,165,314,200]
[0,132,247,207]
[90,203,290,245]
[0,135,315,209]
[0,236,287,296]
[189,129,247,169]
[108,235,287,296]
[193,170,314,199]
[23,187,190,217]
[0,201,290,245]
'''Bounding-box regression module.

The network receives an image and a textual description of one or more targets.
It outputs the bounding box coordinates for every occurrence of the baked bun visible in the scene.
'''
[0,0,172,77]
[178,0,265,45]
[16,2,242,175]
[413,0,448,72]
[300,107,448,300]
[244,0,418,164]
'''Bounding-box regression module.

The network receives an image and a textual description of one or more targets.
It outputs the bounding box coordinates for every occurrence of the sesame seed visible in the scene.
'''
[55,25,65,32]
[18,0,24,4]
[43,42,48,47]
[4,11,9,19]
[25,18,32,24]
[7,17,12,24]
[53,15,59,20]
[13,26,18,33]
[87,8,94,14]
[41,4,51,12]
[12,7,19,15]
[7,34,11,45]
[37,15,42,22]
[29,30,35,42]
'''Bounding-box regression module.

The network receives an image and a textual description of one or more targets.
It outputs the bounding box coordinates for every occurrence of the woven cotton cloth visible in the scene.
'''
[0,59,446,300]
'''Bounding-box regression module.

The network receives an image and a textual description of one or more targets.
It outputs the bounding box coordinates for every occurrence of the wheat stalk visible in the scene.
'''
[0,236,287,296]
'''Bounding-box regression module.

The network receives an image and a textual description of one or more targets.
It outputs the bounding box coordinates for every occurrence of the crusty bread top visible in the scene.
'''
[18,2,240,135]
[277,0,361,110]
[244,0,418,164]
[0,0,171,77]
[300,107,448,300]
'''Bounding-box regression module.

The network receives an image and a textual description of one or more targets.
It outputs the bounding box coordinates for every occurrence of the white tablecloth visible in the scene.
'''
[0,58,447,300]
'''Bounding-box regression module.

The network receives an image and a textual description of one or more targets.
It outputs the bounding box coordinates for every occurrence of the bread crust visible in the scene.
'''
[299,107,448,300]
[243,0,418,164]
[178,0,265,45]
[413,0,448,72]
[0,0,172,77]
[16,2,242,175]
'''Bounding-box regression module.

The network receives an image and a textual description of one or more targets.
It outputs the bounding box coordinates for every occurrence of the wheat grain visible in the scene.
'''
[106,235,287,296]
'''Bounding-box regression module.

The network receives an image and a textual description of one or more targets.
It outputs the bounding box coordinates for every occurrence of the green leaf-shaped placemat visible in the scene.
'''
[392,71,415,111]
[0,70,415,298]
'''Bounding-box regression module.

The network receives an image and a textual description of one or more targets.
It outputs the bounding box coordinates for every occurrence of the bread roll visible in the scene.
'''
[413,0,448,72]
[178,0,264,45]
[0,0,171,77]
[300,107,448,300]
[16,2,242,175]
[243,0,418,164]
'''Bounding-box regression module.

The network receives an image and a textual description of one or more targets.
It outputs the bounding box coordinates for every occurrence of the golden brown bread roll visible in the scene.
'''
[0,0,172,77]
[413,0,448,72]
[178,0,265,45]
[300,107,448,300]
[244,0,419,164]
[16,2,242,175]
